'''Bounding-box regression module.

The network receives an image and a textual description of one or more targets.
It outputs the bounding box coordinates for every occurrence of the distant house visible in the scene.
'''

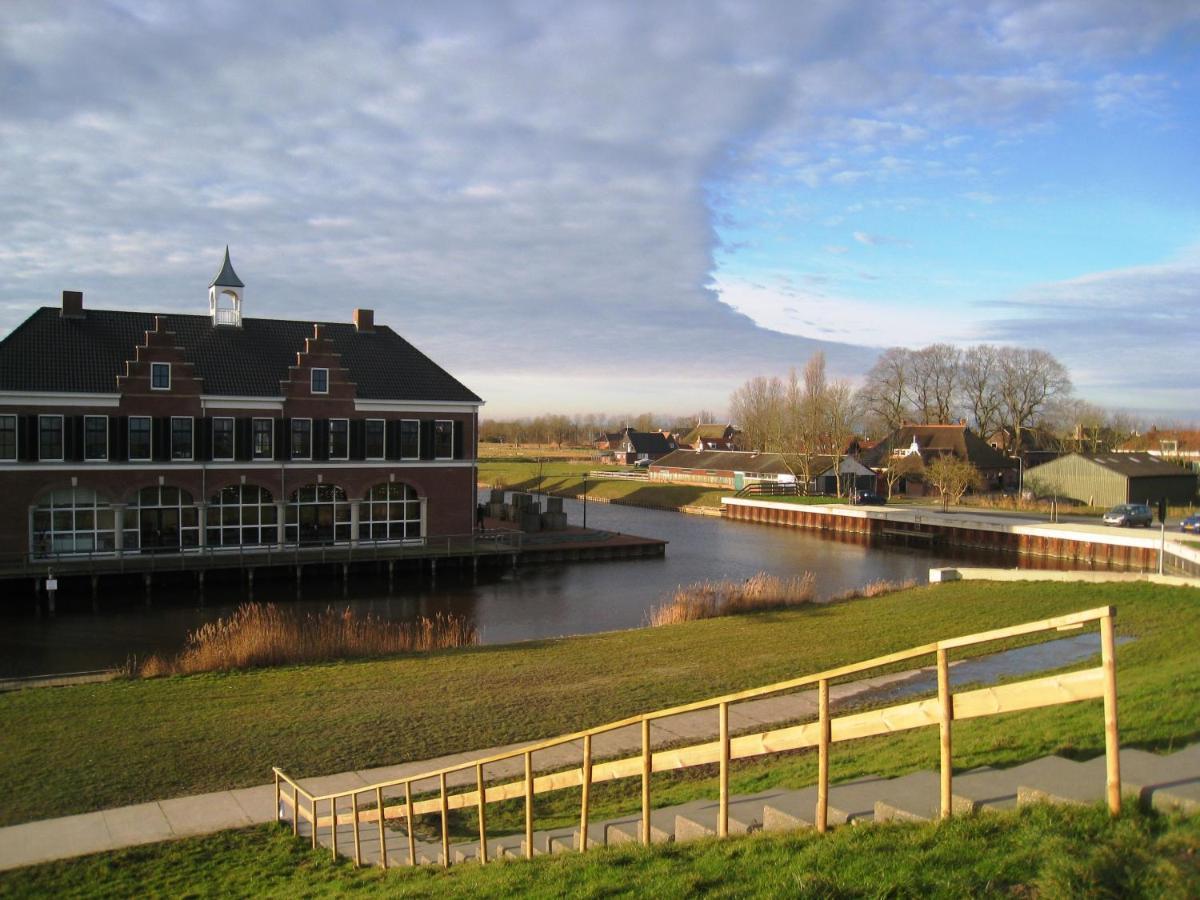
[861,423,1018,497]
[1024,452,1197,507]
[813,456,878,496]
[648,449,794,490]
[1117,428,1200,469]
[593,431,623,451]
[610,429,678,465]
[986,426,1061,468]
[678,423,741,451]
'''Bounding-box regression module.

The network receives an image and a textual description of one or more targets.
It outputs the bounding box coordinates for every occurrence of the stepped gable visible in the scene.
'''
[0,307,480,402]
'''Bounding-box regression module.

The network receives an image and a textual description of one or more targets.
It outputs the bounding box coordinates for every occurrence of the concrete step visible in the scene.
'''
[827,775,895,824]
[761,785,821,831]
[1016,755,1113,806]
[549,822,606,854]
[1075,748,1200,814]
[673,789,795,841]
[874,768,997,822]
[605,801,710,845]
[523,826,581,856]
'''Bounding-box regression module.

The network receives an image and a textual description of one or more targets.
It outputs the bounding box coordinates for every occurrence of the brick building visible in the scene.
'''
[0,251,482,561]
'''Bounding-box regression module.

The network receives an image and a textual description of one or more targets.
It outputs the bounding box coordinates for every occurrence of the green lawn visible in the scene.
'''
[2,805,1196,898]
[478,460,730,508]
[3,581,1199,830]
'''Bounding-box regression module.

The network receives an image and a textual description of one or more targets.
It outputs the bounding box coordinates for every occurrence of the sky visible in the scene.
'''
[2,1,1198,421]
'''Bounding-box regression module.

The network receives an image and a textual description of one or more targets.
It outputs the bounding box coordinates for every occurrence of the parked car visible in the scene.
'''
[1102,503,1153,527]
[851,492,887,506]
[1181,513,1200,535]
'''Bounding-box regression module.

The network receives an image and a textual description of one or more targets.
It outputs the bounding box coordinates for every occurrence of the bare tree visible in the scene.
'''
[958,345,1003,437]
[924,455,984,511]
[856,347,911,433]
[909,344,960,423]
[883,452,924,499]
[823,379,857,496]
[729,375,784,452]
[997,348,1072,446]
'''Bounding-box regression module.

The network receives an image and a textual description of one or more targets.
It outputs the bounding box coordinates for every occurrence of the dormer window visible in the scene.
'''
[151,362,171,390]
[311,368,329,394]
[1161,440,1178,454]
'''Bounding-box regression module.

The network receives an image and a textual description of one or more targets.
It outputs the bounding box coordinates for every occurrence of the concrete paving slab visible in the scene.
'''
[0,812,112,871]
[298,771,372,798]
[230,784,278,823]
[159,791,251,837]
[101,802,174,846]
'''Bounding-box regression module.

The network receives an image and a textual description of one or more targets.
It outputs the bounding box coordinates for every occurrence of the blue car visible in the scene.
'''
[1182,513,1200,535]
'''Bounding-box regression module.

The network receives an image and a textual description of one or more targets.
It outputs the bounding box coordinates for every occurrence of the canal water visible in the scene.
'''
[0,498,1098,677]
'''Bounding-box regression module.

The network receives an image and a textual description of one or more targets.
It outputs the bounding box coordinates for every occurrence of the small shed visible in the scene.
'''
[814,456,878,495]
[1024,452,1197,507]
[648,450,794,490]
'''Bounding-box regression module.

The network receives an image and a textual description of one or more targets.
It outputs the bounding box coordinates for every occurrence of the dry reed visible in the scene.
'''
[649,572,816,626]
[136,603,478,677]
[829,577,918,603]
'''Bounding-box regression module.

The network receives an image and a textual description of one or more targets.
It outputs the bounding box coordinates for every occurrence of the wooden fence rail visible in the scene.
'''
[274,605,1119,868]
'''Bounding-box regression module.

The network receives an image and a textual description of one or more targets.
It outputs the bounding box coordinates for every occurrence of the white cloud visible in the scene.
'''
[853,231,912,247]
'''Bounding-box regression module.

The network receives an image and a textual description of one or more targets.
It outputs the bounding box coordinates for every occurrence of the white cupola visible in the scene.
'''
[208,246,244,326]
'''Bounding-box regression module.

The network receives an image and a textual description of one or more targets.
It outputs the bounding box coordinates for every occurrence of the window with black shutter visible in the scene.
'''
[84,416,108,460]
[365,419,385,459]
[386,420,400,460]
[350,419,365,460]
[433,420,453,459]
[112,415,127,461]
[400,419,419,459]
[453,420,464,460]
[420,420,434,460]
[212,417,235,460]
[38,415,64,461]
[129,417,153,461]
[329,419,349,460]
[0,414,17,461]
[236,417,253,462]
[278,418,291,460]
[253,418,274,459]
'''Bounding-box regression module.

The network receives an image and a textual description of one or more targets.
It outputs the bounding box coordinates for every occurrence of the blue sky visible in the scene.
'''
[2,2,1198,420]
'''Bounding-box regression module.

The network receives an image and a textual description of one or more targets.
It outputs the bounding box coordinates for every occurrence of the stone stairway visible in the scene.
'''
[302,744,1200,868]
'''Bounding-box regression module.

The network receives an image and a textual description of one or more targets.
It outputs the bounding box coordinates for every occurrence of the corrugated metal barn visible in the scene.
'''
[1025,452,1197,507]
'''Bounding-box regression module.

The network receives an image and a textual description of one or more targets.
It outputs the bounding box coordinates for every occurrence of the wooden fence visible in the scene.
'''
[274,605,1119,868]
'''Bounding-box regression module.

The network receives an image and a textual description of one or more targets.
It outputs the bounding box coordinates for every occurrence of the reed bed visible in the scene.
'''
[136,603,477,677]
[829,577,918,602]
[649,572,816,626]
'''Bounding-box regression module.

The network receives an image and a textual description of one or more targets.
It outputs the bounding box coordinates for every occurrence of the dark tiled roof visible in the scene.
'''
[0,308,480,402]
[623,430,677,454]
[861,424,1015,469]
[1081,453,1191,478]
[652,449,792,475]
[680,423,737,445]
[210,247,244,288]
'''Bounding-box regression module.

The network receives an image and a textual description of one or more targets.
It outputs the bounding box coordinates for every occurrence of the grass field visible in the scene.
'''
[478,460,731,509]
[2,803,1196,897]
[3,580,1199,831]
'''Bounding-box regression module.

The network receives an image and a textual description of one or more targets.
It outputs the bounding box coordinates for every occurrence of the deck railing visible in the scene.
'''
[273,605,1119,868]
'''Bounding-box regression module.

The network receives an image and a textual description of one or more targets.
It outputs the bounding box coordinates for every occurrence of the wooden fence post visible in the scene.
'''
[330,797,338,859]
[292,785,299,836]
[524,751,535,860]
[817,679,830,833]
[274,771,281,825]
[405,781,416,867]
[641,718,652,845]
[310,796,317,850]
[1101,611,1121,815]
[439,772,450,867]
[580,734,592,852]
[937,648,953,819]
[352,791,362,867]
[719,702,730,838]
[477,762,488,865]
[376,786,388,870]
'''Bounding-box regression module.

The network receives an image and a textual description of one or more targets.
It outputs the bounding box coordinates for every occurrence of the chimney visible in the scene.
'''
[61,290,84,319]
[354,308,375,333]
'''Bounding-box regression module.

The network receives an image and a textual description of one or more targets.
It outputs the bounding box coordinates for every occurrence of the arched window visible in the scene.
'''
[361,482,423,542]
[207,485,277,547]
[126,485,199,551]
[32,487,115,556]
[286,484,350,544]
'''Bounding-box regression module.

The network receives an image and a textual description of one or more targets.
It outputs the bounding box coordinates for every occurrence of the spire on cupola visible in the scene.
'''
[208,246,244,326]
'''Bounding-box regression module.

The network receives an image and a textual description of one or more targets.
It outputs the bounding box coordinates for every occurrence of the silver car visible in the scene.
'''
[1102,503,1153,527]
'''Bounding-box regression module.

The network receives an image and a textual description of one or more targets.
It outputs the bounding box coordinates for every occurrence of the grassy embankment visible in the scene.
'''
[3,804,1196,898]
[3,581,1198,834]
[477,460,847,510]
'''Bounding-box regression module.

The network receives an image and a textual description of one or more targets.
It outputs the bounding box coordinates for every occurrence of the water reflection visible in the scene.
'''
[0,497,1125,677]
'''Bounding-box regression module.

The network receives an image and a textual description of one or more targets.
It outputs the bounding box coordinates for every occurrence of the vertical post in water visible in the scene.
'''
[817,679,830,833]
[937,648,953,819]
[718,702,730,838]
[1101,610,1121,815]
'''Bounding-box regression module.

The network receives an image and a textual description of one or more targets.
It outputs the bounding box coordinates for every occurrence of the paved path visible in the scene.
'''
[0,665,931,872]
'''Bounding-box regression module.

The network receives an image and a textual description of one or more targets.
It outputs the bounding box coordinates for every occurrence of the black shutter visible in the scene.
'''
[154,417,170,461]
[20,415,37,462]
[64,415,83,461]
[111,415,127,461]
[350,419,365,460]
[196,418,211,462]
[420,420,434,460]
[453,420,464,460]
[314,419,328,461]
[236,418,252,462]
[386,420,400,460]
[280,417,291,460]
